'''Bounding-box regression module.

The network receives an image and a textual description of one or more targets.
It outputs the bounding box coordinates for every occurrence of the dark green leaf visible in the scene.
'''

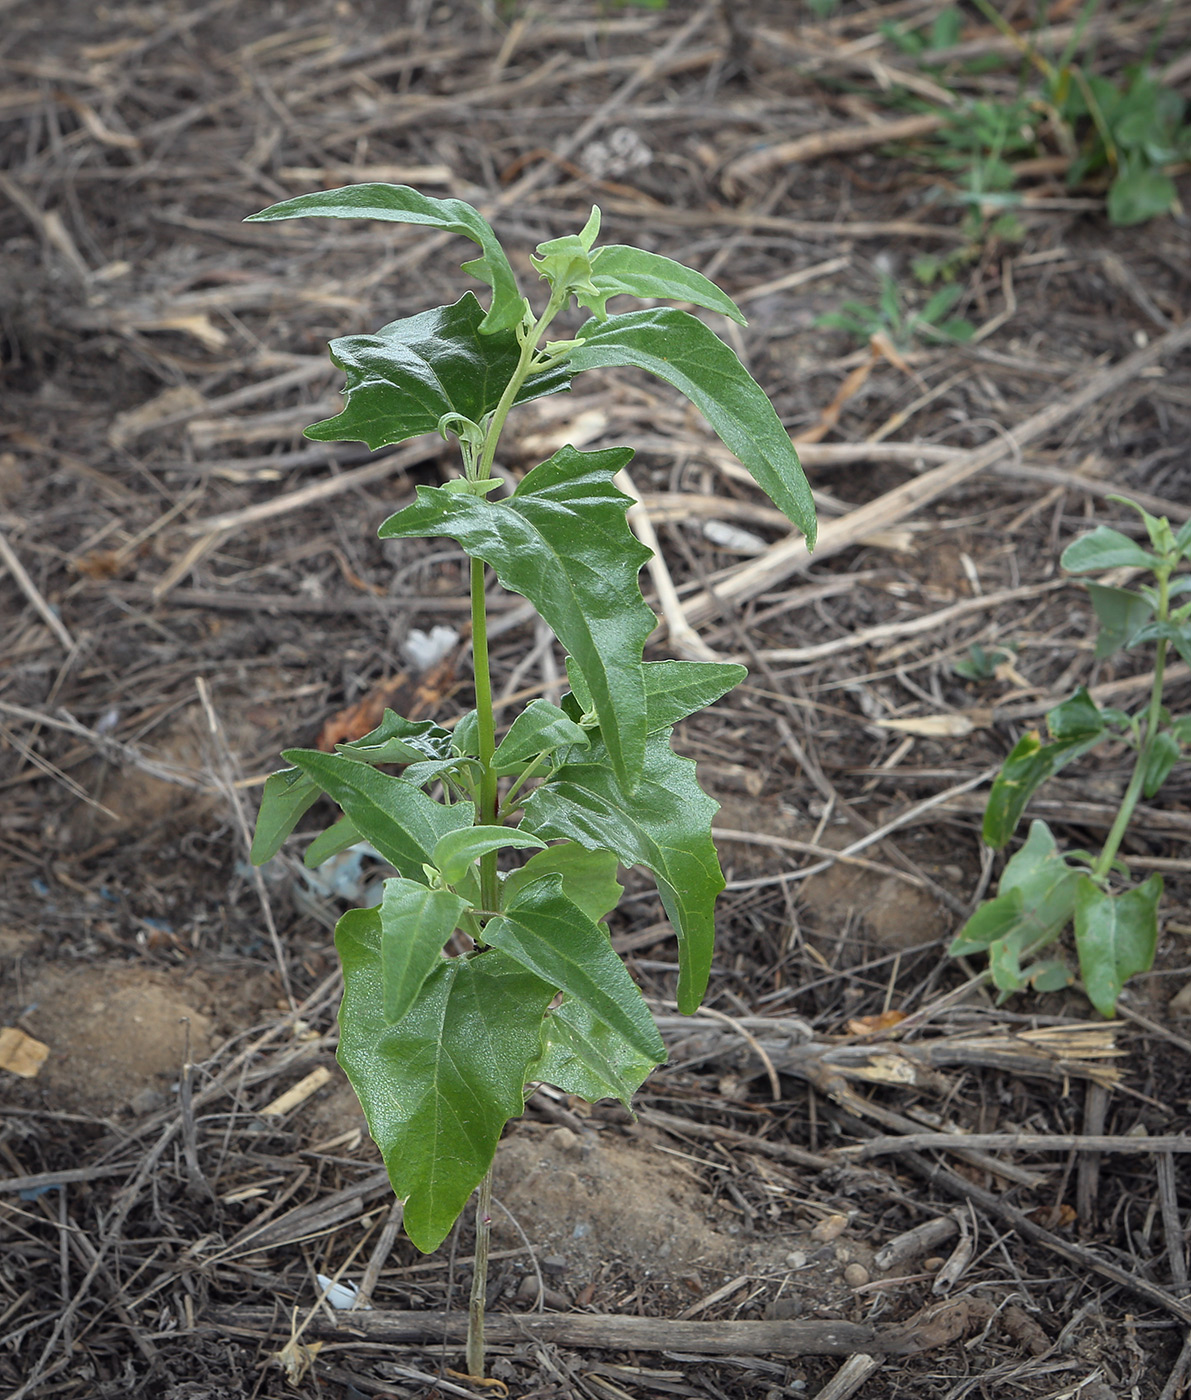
[492,699,589,775]
[305,815,362,867]
[285,749,474,880]
[641,660,748,733]
[1074,873,1162,1018]
[501,843,622,924]
[251,767,320,865]
[335,711,454,765]
[568,310,816,544]
[1174,516,1191,559]
[1134,620,1191,669]
[1061,525,1161,573]
[335,907,554,1251]
[1142,730,1181,798]
[522,731,723,1013]
[245,184,525,333]
[380,446,654,790]
[380,877,470,1023]
[432,825,545,887]
[485,874,664,1061]
[588,246,746,324]
[400,756,481,793]
[529,997,659,1108]
[1046,686,1105,741]
[304,293,570,450]
[1085,583,1155,659]
[983,725,1107,848]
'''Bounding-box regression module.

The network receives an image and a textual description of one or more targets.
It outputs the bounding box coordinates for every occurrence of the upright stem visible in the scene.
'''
[465,1164,494,1379]
[471,555,499,914]
[1093,570,1170,880]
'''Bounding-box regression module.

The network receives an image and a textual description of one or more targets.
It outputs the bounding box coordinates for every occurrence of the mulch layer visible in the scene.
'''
[2,2,1191,1398]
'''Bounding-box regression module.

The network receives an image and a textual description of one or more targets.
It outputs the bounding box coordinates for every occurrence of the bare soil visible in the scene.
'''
[2,2,1191,1398]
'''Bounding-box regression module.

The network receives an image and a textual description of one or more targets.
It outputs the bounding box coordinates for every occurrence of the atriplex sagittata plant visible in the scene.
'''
[952,498,1191,1017]
[246,184,815,1375]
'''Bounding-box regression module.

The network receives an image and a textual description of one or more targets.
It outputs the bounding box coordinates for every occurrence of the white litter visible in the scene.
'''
[702,519,768,555]
[402,625,459,673]
[317,1274,371,1310]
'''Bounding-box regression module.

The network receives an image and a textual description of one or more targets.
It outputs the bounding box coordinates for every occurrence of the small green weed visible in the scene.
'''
[953,497,1191,1016]
[818,272,975,349]
[954,642,1019,682]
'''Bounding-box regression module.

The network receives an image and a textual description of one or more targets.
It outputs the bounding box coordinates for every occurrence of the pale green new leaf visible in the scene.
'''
[245,184,525,333]
[530,997,660,1108]
[380,877,469,1023]
[569,309,815,544]
[484,875,665,1062]
[521,731,724,1013]
[432,825,545,887]
[588,246,746,324]
[284,749,474,881]
[380,446,655,789]
[335,907,554,1251]
[1061,525,1161,573]
[492,699,589,775]
[303,294,570,449]
[1074,873,1163,1018]
[502,843,622,924]
[251,767,319,865]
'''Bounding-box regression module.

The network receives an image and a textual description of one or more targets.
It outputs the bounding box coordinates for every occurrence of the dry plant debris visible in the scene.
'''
[1,2,1190,1398]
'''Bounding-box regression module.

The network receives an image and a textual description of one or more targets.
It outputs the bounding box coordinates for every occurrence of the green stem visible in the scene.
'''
[1093,570,1170,879]
[465,1164,494,1379]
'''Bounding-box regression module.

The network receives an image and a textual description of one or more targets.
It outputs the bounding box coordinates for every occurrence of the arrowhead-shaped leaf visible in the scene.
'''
[588,246,747,324]
[245,183,526,333]
[285,749,474,881]
[485,875,664,1062]
[304,293,571,449]
[502,843,622,924]
[335,907,554,1251]
[568,309,815,544]
[492,699,589,775]
[983,715,1107,848]
[304,815,362,867]
[251,767,320,864]
[530,997,660,1108]
[1085,583,1155,659]
[432,825,545,887]
[1061,525,1161,573]
[564,657,745,735]
[1074,873,1162,1018]
[380,877,470,1023]
[521,731,724,1013]
[380,446,654,789]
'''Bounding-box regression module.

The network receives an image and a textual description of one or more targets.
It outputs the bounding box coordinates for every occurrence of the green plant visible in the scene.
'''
[951,497,1191,1016]
[245,184,814,1375]
[953,641,1018,682]
[818,271,975,348]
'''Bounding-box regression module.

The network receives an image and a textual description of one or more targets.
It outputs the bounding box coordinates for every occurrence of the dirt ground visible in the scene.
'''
[2,1,1191,1397]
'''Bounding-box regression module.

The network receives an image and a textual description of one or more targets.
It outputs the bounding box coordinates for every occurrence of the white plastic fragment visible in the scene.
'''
[702,520,768,555]
[402,625,459,673]
[316,1274,371,1310]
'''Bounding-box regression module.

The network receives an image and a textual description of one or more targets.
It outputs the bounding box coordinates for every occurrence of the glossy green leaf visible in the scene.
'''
[501,843,622,924]
[380,877,470,1023]
[1142,730,1181,798]
[285,749,474,881]
[251,767,320,865]
[485,875,664,1062]
[588,246,746,324]
[530,997,659,1108]
[983,723,1107,848]
[304,293,570,449]
[492,699,589,775]
[522,731,723,1013]
[305,815,362,867]
[1085,583,1155,659]
[564,656,745,735]
[335,907,554,1251]
[569,310,816,545]
[1061,525,1161,574]
[380,446,654,789]
[335,711,454,766]
[1074,873,1162,1018]
[432,825,545,887]
[245,184,525,333]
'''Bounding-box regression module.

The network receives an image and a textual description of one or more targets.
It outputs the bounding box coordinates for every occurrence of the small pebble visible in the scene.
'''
[810,1213,849,1243]
[548,1127,579,1154]
[785,1250,807,1269]
[923,1256,945,1272]
[843,1263,870,1288]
